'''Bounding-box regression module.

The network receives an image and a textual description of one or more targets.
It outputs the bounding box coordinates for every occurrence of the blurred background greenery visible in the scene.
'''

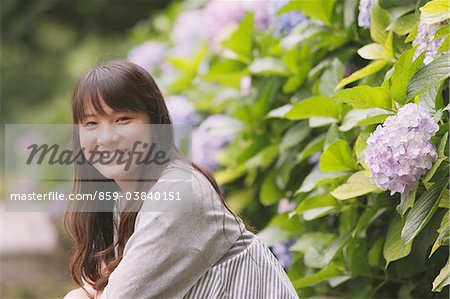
[1,1,173,298]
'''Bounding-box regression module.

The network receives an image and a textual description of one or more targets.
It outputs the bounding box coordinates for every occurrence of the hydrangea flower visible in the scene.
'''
[364,103,439,195]
[165,95,197,125]
[269,0,308,36]
[171,9,206,45]
[191,115,242,171]
[413,21,449,65]
[202,0,269,41]
[272,239,297,269]
[277,198,296,214]
[358,0,375,28]
[127,41,167,72]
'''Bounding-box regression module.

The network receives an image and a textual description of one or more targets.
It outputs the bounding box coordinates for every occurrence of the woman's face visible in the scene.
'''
[78,97,152,182]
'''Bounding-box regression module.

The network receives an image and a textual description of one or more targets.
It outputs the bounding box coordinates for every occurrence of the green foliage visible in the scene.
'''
[142,0,450,297]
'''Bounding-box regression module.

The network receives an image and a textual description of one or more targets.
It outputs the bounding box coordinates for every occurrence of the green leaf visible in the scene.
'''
[319,58,345,97]
[245,144,279,169]
[215,164,246,184]
[430,212,450,257]
[370,1,391,44]
[279,0,337,26]
[333,85,391,110]
[296,134,326,162]
[386,12,419,35]
[352,199,386,237]
[420,80,442,114]
[384,216,413,267]
[280,122,310,152]
[248,57,290,76]
[221,13,253,60]
[432,258,450,292]
[401,177,449,244]
[293,193,338,215]
[257,226,294,247]
[336,60,387,90]
[423,132,448,183]
[340,108,392,131]
[320,140,357,172]
[420,0,450,24]
[331,171,380,200]
[285,96,341,120]
[354,131,370,160]
[356,111,391,126]
[296,166,347,193]
[267,104,292,118]
[407,53,450,100]
[323,232,352,265]
[438,189,450,208]
[357,43,388,60]
[396,190,416,216]
[309,116,339,127]
[202,59,249,88]
[390,48,424,105]
[291,232,335,268]
[379,0,416,9]
[260,171,284,206]
[350,239,370,276]
[368,237,384,267]
[292,264,342,288]
[226,187,256,213]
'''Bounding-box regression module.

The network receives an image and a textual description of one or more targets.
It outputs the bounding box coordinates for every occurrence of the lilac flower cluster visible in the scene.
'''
[202,0,269,41]
[191,115,241,171]
[269,0,307,36]
[127,41,167,72]
[364,103,439,195]
[413,22,449,65]
[272,239,297,269]
[171,9,205,45]
[357,0,375,29]
[165,95,197,125]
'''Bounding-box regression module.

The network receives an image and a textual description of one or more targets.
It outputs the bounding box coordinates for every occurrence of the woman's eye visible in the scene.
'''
[84,121,97,127]
[116,117,132,123]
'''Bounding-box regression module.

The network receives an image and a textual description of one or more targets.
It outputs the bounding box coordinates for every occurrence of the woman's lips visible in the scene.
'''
[96,150,127,158]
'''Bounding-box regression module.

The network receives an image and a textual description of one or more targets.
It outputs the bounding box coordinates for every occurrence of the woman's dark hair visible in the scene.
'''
[64,60,246,295]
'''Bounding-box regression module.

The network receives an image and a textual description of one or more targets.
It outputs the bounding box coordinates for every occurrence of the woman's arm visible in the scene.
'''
[63,287,92,299]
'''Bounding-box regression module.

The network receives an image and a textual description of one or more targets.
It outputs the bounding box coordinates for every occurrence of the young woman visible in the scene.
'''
[63,61,299,299]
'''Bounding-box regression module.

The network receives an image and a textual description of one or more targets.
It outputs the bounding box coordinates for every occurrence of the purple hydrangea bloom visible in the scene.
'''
[364,103,439,196]
[127,41,167,72]
[358,0,375,28]
[277,198,296,214]
[202,0,270,41]
[191,115,241,171]
[165,95,197,125]
[413,22,449,65]
[272,239,297,269]
[269,0,308,36]
[171,9,206,45]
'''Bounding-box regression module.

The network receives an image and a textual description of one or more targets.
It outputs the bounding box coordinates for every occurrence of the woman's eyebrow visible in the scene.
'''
[83,111,133,118]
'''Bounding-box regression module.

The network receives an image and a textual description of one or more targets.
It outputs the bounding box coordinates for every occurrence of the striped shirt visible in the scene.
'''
[103,159,299,298]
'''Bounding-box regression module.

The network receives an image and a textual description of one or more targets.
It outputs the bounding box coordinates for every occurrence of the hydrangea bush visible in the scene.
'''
[128,0,450,297]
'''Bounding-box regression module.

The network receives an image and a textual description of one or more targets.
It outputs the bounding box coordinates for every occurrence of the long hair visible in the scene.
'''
[64,60,244,294]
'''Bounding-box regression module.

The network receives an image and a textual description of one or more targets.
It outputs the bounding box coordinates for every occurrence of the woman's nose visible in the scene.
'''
[96,124,119,146]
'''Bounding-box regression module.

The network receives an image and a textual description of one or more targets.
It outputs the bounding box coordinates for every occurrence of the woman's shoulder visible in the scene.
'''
[155,159,217,199]
[139,159,222,213]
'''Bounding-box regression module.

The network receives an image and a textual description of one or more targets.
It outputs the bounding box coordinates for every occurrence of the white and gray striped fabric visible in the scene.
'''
[184,230,299,299]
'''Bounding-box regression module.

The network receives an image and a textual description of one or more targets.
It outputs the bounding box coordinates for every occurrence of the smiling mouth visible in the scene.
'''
[97,149,127,158]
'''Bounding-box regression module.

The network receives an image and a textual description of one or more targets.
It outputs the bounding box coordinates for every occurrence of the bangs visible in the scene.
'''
[73,66,149,122]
